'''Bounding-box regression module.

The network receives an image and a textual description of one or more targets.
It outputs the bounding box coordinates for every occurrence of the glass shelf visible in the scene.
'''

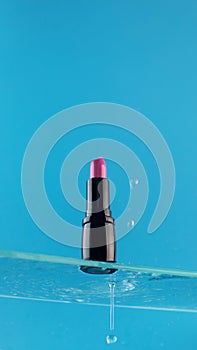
[0,250,197,313]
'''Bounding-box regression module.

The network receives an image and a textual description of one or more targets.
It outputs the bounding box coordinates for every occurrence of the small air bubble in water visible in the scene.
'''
[106,335,118,344]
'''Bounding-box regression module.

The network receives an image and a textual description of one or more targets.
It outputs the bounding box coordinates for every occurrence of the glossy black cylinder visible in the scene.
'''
[81,178,117,274]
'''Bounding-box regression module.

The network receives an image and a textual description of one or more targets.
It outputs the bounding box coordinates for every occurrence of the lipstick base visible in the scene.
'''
[80,265,117,274]
[80,220,117,274]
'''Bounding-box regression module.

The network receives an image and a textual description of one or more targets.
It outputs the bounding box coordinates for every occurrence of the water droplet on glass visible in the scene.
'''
[106,334,118,344]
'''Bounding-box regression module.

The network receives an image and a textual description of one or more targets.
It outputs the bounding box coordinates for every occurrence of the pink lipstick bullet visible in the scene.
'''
[90,157,107,179]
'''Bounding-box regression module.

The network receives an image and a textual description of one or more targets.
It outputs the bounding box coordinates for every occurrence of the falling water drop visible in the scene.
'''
[131,219,135,228]
[129,179,133,189]
[130,178,139,189]
[106,335,118,344]
[106,281,118,345]
[127,219,135,229]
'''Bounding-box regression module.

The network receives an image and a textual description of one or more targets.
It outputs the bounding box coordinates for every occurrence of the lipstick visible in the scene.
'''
[90,157,107,178]
[80,157,117,274]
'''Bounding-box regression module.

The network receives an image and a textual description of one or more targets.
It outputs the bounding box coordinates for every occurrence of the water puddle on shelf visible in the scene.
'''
[0,250,196,314]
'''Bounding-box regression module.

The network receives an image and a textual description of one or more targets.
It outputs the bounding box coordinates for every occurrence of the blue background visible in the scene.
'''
[0,0,197,349]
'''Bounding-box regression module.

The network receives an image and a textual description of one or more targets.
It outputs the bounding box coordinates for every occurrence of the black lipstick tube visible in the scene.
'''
[80,178,117,274]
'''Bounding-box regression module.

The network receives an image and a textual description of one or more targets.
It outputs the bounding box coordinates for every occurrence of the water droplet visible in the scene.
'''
[127,220,135,229]
[130,178,139,189]
[122,279,135,291]
[106,335,118,344]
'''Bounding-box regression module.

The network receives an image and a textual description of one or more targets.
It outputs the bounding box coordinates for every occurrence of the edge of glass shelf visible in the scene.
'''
[0,249,196,278]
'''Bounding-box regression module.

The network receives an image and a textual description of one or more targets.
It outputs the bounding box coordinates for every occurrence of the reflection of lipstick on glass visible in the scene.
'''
[80,157,117,274]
